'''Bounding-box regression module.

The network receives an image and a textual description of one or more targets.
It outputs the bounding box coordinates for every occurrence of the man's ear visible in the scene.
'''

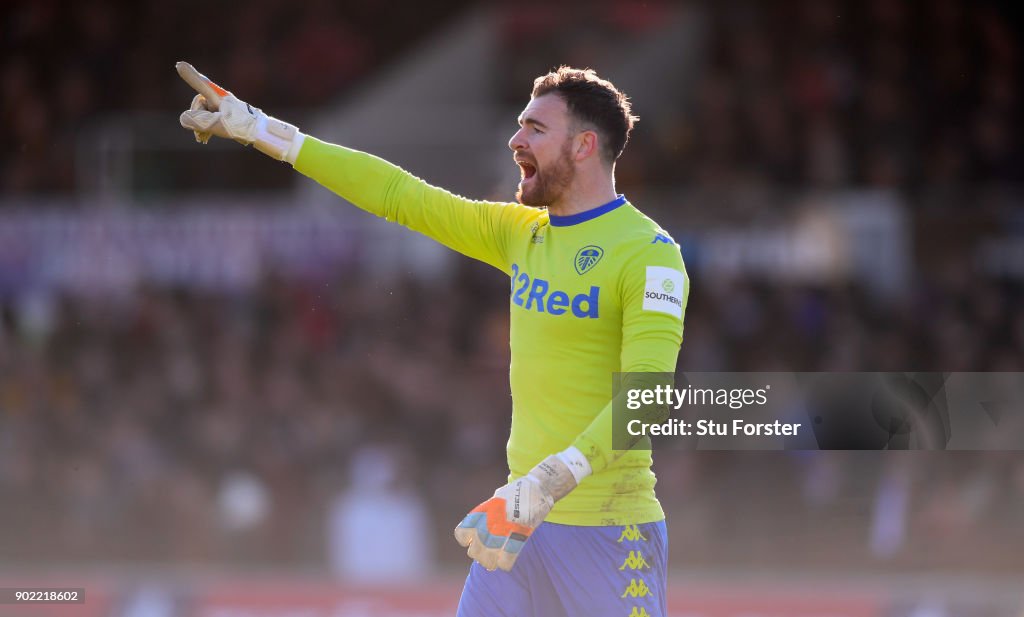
[575,130,599,162]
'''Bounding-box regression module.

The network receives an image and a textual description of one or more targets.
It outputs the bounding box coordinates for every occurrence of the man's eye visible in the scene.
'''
[533,127,543,134]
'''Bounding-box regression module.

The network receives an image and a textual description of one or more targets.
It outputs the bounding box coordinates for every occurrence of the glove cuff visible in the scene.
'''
[252,114,305,162]
[528,454,579,502]
[555,445,592,484]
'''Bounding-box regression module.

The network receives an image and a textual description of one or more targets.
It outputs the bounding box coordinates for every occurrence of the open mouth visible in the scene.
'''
[518,161,537,181]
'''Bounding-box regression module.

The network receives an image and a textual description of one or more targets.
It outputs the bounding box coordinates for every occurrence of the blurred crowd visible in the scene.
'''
[1,0,1023,576]
[499,0,1021,191]
[635,0,1021,190]
[2,266,1023,571]
[681,269,1024,372]
[2,0,1018,195]
[0,0,472,193]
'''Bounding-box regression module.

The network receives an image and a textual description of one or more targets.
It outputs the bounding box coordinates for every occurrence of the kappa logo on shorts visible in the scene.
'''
[619,550,651,570]
[628,608,652,617]
[621,579,653,599]
[617,524,648,543]
[574,245,604,275]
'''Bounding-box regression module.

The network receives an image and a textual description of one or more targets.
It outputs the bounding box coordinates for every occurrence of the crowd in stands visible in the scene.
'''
[0,0,472,193]
[641,0,1021,190]
[1,266,1023,570]
[2,0,1018,195]
[498,0,1020,191]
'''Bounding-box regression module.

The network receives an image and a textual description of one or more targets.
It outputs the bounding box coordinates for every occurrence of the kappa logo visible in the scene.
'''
[617,525,648,543]
[651,233,674,245]
[628,608,652,617]
[574,245,604,275]
[619,550,651,570]
[530,222,544,244]
[620,579,653,599]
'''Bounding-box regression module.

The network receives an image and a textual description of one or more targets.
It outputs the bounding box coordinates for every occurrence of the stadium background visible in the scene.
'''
[1,0,1022,615]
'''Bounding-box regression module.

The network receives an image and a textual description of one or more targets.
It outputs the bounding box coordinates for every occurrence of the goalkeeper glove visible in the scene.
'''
[176,61,304,163]
[454,447,591,572]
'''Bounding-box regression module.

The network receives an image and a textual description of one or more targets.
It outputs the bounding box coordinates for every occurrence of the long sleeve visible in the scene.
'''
[293,136,540,274]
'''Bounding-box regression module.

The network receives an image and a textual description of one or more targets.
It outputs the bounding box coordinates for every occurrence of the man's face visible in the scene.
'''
[508,94,577,207]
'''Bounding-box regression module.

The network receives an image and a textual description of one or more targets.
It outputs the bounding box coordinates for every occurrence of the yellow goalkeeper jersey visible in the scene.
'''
[295,138,688,525]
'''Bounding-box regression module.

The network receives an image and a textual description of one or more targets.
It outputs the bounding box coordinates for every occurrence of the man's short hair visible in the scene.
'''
[531,66,638,164]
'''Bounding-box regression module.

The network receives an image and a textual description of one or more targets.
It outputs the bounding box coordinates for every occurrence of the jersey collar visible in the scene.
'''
[548,195,627,227]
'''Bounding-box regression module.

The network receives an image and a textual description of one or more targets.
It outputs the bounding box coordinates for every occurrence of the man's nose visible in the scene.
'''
[508,128,526,152]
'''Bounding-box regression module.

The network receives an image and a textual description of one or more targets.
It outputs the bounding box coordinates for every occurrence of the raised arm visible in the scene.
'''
[176,61,538,273]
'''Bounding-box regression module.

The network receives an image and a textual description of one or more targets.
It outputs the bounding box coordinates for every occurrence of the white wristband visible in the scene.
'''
[252,114,305,163]
[555,446,592,484]
[284,131,306,165]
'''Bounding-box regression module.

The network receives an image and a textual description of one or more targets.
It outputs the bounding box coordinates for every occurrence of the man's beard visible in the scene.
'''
[516,141,576,207]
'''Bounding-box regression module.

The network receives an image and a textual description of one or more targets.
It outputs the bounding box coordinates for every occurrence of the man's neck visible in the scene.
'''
[547,178,618,218]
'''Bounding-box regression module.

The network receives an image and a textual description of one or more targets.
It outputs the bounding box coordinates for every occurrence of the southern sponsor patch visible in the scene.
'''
[642,266,685,317]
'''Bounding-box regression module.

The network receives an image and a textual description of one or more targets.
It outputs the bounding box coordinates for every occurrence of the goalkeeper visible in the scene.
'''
[179,62,687,617]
